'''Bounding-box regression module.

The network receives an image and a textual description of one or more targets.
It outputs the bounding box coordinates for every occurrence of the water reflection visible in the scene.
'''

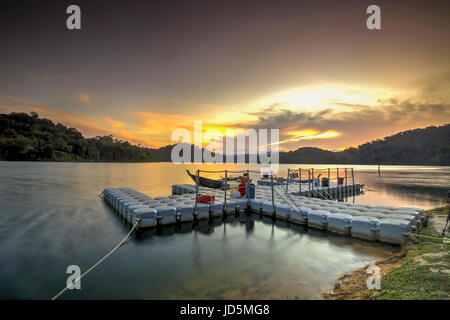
[110,212,398,299]
[0,162,446,299]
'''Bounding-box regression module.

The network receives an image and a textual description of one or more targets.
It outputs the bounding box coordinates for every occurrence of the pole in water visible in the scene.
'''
[351,167,355,191]
[336,168,339,198]
[194,170,199,217]
[308,169,311,192]
[286,169,290,194]
[224,170,227,207]
[246,169,250,208]
[298,168,301,194]
[270,174,275,209]
[378,163,381,176]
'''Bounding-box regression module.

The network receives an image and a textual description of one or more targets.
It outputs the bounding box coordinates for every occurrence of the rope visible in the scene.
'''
[51,220,139,300]
[412,234,449,241]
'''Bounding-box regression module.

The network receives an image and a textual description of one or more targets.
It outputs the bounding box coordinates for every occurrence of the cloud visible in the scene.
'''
[104,117,124,128]
[77,93,92,103]
[0,94,49,114]
[235,98,450,150]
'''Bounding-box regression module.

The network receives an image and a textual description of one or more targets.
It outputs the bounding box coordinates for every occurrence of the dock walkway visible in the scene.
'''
[102,180,424,245]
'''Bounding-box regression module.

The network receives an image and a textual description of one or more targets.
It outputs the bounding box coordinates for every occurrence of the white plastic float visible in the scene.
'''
[102,185,424,245]
[350,216,379,241]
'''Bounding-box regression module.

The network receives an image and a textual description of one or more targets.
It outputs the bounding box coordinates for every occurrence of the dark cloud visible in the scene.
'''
[236,98,450,150]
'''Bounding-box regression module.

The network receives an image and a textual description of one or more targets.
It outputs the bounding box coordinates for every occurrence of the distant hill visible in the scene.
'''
[280,124,450,165]
[148,124,450,166]
[339,125,450,165]
[0,112,154,161]
[0,112,448,165]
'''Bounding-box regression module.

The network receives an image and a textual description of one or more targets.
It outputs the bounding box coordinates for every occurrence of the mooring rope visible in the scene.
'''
[51,220,139,300]
[411,234,450,241]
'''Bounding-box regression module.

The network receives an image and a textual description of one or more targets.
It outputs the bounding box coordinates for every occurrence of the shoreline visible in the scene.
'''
[1,160,449,167]
[322,207,450,300]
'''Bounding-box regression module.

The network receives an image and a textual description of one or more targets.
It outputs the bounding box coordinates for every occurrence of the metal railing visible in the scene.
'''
[284,167,356,199]
[191,167,357,215]
[193,169,261,216]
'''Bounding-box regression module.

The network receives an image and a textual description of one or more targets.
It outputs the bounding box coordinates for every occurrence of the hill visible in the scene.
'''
[0,112,448,165]
[0,112,154,161]
[279,124,450,165]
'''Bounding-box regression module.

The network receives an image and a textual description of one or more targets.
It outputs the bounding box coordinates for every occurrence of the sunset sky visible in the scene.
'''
[0,0,449,151]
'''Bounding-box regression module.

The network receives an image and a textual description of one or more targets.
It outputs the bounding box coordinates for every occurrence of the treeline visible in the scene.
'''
[149,124,450,165]
[280,124,450,165]
[1,112,449,165]
[0,112,154,161]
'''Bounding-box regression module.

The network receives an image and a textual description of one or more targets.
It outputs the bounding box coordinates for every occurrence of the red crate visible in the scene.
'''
[197,194,215,203]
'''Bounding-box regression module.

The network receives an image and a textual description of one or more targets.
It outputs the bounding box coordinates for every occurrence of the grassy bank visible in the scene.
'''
[324,206,450,300]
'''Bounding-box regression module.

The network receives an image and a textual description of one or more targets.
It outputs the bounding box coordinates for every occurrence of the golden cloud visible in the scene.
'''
[104,117,124,128]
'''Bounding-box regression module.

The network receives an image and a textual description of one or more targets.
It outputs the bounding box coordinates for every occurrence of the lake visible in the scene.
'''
[0,162,448,299]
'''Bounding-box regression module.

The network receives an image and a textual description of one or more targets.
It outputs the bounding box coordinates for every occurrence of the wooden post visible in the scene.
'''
[351,167,355,191]
[299,168,302,194]
[327,168,331,197]
[345,167,348,191]
[270,174,275,208]
[224,170,227,207]
[286,169,290,194]
[336,168,339,198]
[246,169,250,208]
[308,169,311,192]
[194,170,200,217]
[345,167,348,200]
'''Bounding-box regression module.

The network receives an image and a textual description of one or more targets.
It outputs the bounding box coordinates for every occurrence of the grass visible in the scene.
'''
[374,206,450,300]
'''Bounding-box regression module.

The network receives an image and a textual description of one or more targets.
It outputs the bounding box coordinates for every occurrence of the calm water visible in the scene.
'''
[0,162,448,299]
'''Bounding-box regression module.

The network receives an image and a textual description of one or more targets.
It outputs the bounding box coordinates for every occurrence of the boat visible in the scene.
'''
[186,170,225,189]
[219,175,241,182]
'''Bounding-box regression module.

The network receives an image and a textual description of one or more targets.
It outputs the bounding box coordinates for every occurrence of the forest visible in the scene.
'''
[0,112,154,161]
[280,124,449,165]
[0,112,449,165]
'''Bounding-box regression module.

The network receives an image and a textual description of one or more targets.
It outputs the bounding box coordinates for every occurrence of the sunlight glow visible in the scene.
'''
[287,129,341,140]
[249,84,402,112]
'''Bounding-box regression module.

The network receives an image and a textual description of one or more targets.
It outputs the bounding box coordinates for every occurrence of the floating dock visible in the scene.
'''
[102,181,424,246]
[258,167,363,199]
[257,179,363,199]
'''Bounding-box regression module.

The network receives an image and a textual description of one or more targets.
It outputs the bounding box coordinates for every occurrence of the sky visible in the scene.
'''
[0,0,449,151]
